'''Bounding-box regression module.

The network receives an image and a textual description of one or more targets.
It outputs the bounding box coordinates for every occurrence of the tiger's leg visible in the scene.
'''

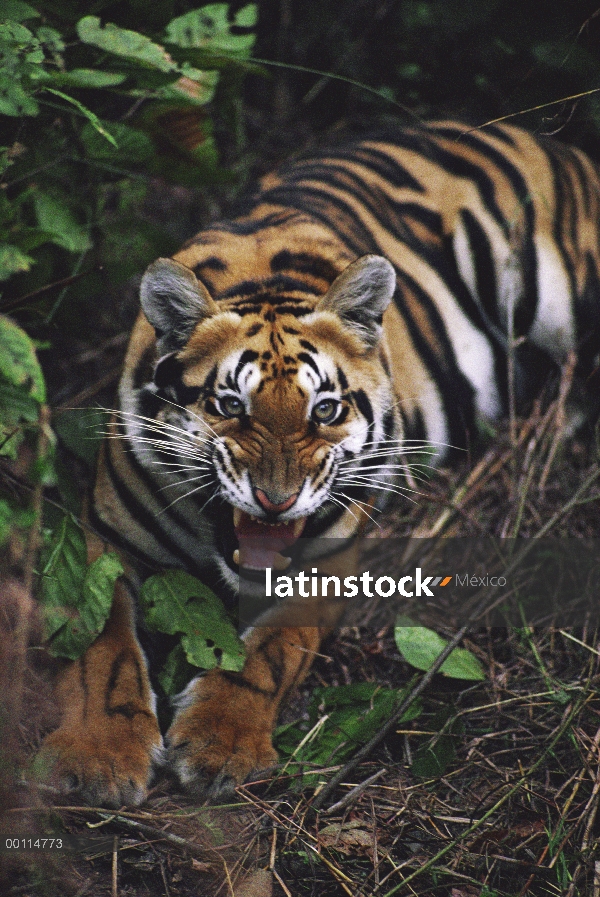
[166,545,357,798]
[41,581,163,807]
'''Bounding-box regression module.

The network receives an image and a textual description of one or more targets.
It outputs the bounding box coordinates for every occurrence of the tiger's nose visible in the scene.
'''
[255,489,298,514]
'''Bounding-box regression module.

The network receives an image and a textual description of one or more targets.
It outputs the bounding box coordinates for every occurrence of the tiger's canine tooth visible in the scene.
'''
[233,508,243,529]
[293,518,306,538]
[233,549,240,566]
[273,553,292,571]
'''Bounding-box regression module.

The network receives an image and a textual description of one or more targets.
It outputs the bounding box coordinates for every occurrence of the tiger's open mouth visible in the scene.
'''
[232,507,307,571]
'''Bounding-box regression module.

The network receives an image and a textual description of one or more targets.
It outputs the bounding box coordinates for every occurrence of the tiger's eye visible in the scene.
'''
[312,399,339,424]
[220,395,244,417]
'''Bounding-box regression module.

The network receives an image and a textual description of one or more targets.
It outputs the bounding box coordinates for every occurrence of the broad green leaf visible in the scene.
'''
[140,570,245,672]
[53,407,107,468]
[0,315,45,401]
[394,618,485,680]
[81,553,123,620]
[0,314,45,459]
[157,68,218,105]
[0,77,39,116]
[33,191,91,254]
[532,42,598,78]
[0,1,39,21]
[158,642,199,696]
[41,87,117,146]
[41,515,122,659]
[41,514,87,617]
[0,243,34,280]
[43,552,122,659]
[311,683,421,761]
[0,383,40,457]
[35,26,64,55]
[50,69,127,89]
[165,5,257,57]
[77,16,178,74]
[0,381,40,421]
[80,120,154,165]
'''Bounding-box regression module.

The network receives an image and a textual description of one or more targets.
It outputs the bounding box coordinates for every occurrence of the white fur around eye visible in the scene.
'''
[222,353,261,399]
[239,363,261,393]
[298,363,320,393]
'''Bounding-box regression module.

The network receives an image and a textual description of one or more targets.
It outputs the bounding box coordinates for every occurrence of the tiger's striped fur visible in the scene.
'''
[44,120,600,805]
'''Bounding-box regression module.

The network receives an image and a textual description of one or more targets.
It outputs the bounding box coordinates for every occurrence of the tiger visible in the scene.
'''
[42,119,600,807]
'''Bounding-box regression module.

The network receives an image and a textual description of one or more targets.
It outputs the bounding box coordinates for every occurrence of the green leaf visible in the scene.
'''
[0,314,45,402]
[158,642,198,695]
[50,69,127,89]
[165,4,257,57]
[41,514,87,621]
[155,68,218,105]
[411,731,457,777]
[140,570,245,672]
[53,407,107,467]
[35,26,63,55]
[80,120,154,166]
[532,42,599,78]
[0,76,39,116]
[0,383,39,458]
[275,682,422,775]
[0,381,40,421]
[0,243,34,280]
[33,191,91,254]
[411,709,464,778]
[394,618,485,680]
[41,87,117,146]
[41,515,122,659]
[0,498,12,545]
[0,498,34,547]
[0,1,39,22]
[77,16,178,74]
[0,315,46,459]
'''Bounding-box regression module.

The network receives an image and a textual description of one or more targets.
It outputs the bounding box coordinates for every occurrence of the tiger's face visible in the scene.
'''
[123,254,400,585]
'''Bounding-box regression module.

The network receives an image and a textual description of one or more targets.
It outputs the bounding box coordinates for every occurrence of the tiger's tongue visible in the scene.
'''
[233,511,306,570]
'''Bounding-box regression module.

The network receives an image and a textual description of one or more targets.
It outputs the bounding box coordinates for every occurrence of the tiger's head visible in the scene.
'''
[122,253,401,587]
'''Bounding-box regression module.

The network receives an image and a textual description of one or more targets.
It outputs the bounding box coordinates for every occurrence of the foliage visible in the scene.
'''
[0,2,256,662]
[140,569,246,686]
[275,682,422,787]
[40,513,123,659]
[410,706,465,778]
[0,313,48,546]
[0,313,45,459]
[0,1,256,294]
[394,617,485,681]
[274,621,483,789]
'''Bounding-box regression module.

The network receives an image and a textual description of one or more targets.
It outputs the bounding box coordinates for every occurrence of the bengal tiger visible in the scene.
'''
[42,120,600,807]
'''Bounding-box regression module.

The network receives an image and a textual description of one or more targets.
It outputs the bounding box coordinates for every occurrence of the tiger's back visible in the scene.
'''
[46,120,600,806]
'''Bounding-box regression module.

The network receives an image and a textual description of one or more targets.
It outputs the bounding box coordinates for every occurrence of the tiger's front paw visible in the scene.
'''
[166,672,278,799]
[40,713,163,808]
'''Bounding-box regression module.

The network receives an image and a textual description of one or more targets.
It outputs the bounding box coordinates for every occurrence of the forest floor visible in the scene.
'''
[3,326,600,896]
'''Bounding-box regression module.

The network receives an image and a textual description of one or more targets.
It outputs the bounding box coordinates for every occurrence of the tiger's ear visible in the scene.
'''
[140,258,218,352]
[317,255,396,348]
